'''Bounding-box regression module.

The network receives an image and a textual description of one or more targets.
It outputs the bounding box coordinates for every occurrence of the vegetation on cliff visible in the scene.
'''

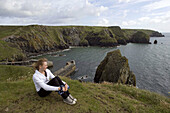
[0,65,169,113]
[0,40,26,62]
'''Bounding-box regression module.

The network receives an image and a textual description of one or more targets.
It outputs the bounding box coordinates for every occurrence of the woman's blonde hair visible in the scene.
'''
[34,58,48,70]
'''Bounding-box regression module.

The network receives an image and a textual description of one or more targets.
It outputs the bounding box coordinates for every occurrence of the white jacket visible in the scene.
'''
[33,69,66,92]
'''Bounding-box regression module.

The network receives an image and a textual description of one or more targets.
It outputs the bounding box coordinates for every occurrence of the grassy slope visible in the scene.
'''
[0,65,169,113]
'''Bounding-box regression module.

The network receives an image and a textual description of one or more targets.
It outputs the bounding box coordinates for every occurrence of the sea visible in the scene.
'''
[37,33,170,97]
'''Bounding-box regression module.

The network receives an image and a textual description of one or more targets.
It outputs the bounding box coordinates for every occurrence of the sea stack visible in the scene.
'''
[94,49,136,86]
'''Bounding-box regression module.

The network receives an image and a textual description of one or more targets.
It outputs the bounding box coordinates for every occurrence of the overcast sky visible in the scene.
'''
[0,0,170,32]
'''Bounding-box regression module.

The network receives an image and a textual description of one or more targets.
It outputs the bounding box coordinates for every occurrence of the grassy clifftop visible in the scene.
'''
[0,65,169,113]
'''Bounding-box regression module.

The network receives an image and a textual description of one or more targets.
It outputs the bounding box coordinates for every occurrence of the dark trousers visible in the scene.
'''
[37,76,70,99]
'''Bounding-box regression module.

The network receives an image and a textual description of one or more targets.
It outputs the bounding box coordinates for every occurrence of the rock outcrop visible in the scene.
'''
[94,49,136,86]
[154,40,158,44]
[131,31,150,44]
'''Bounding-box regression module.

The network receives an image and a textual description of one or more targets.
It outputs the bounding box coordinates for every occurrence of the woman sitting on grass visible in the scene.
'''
[32,58,77,105]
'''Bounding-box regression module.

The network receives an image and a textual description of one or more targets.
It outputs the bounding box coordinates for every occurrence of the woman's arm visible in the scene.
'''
[33,76,60,91]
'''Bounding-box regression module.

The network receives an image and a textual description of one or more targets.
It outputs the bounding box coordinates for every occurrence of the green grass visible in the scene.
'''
[0,65,169,113]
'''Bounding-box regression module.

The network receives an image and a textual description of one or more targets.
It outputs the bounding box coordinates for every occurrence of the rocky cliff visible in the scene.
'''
[0,25,164,61]
[94,49,136,86]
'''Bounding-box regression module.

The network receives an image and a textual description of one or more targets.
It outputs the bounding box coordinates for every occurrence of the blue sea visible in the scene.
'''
[37,33,170,96]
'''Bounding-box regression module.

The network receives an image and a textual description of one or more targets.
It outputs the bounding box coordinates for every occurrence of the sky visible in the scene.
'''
[0,0,170,32]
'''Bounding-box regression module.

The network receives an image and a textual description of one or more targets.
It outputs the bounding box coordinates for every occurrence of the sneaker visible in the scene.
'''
[63,96,76,105]
[69,94,77,102]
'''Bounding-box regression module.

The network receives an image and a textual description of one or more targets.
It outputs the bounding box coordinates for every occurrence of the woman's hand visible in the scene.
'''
[62,84,68,92]
[59,84,68,92]
[65,84,68,91]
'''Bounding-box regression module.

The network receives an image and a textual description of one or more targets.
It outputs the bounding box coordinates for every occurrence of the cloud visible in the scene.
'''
[143,0,170,11]
[0,0,169,32]
[0,0,108,24]
[123,10,129,18]
[0,0,51,17]
[118,0,151,3]
[121,20,137,26]
[97,18,109,26]
[138,11,170,24]
[138,17,150,21]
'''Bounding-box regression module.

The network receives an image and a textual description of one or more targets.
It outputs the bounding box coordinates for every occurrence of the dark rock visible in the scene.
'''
[62,27,81,46]
[94,49,136,86]
[154,40,157,44]
[131,31,150,44]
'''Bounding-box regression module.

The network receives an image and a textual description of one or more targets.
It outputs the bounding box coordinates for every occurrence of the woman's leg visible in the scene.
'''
[47,76,70,99]
[55,76,65,85]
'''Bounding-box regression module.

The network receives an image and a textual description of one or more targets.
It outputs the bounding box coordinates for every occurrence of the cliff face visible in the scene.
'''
[94,49,136,86]
[2,26,69,54]
[0,25,164,61]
